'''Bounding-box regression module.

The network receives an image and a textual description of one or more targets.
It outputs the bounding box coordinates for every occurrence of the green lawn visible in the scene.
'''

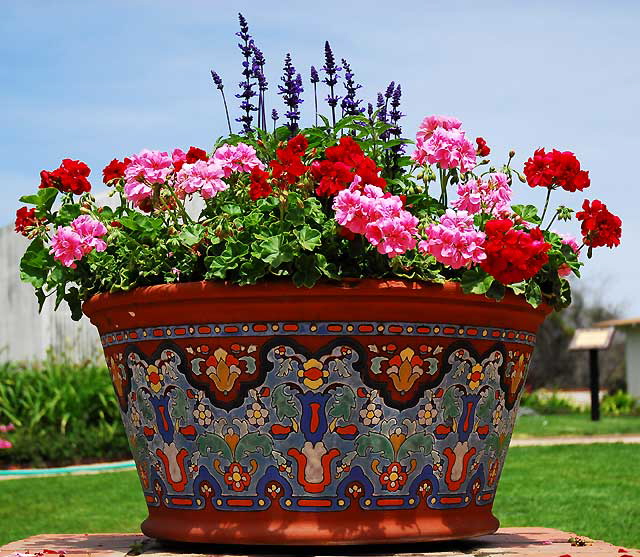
[0,444,638,549]
[513,413,640,438]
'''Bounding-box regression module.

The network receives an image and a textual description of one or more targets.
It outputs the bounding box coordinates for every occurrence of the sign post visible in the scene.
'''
[568,327,615,421]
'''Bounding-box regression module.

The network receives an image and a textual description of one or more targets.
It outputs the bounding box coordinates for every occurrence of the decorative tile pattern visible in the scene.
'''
[101,322,535,513]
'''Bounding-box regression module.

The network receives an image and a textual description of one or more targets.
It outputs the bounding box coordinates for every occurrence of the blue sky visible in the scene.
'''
[2,1,639,315]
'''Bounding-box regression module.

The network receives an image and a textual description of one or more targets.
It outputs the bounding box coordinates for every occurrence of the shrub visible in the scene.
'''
[0,359,130,468]
[520,389,584,414]
[601,390,640,416]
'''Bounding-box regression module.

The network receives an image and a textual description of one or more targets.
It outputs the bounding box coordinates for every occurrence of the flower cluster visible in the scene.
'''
[312,136,385,197]
[16,15,622,317]
[420,210,486,269]
[15,207,42,237]
[576,199,622,248]
[524,148,590,192]
[50,216,107,268]
[40,159,91,195]
[103,158,131,184]
[334,181,418,256]
[480,220,551,284]
[412,116,476,173]
[452,173,512,216]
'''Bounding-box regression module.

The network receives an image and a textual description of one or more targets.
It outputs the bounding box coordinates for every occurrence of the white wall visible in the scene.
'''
[625,328,640,398]
[0,224,102,363]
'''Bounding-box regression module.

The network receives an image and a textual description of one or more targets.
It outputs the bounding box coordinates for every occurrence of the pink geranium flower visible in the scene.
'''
[420,210,486,269]
[50,216,108,268]
[176,160,227,200]
[50,227,85,268]
[71,216,107,254]
[124,149,173,206]
[416,115,462,143]
[365,211,418,257]
[333,180,418,257]
[453,172,512,215]
[213,143,265,177]
[558,233,580,277]
[412,116,477,173]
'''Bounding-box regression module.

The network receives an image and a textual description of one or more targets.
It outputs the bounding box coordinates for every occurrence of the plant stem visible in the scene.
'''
[330,82,336,126]
[545,210,559,231]
[439,168,449,206]
[220,90,232,135]
[540,188,552,224]
[313,83,318,127]
[167,187,194,225]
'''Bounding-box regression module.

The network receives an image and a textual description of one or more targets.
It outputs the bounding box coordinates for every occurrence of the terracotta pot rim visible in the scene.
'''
[82,278,551,320]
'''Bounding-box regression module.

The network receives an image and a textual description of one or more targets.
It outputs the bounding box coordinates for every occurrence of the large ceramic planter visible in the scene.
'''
[83,280,549,545]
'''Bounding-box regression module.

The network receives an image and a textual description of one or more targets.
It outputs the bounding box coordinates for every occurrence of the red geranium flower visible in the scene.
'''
[325,136,364,167]
[102,158,130,184]
[40,159,91,194]
[523,148,590,192]
[185,146,208,164]
[287,134,308,157]
[249,168,273,200]
[311,160,354,197]
[576,199,622,248]
[476,137,490,157]
[480,219,551,284]
[14,207,41,236]
[312,136,386,196]
[268,135,310,186]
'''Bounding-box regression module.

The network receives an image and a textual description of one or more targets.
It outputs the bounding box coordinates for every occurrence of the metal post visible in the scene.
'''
[589,349,600,421]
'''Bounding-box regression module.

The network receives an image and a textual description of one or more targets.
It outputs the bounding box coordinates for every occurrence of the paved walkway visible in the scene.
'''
[511,433,640,446]
[1,435,638,480]
[1,528,638,556]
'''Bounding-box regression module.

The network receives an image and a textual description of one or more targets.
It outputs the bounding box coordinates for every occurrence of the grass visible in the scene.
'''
[0,444,638,549]
[513,413,640,438]
[494,443,640,548]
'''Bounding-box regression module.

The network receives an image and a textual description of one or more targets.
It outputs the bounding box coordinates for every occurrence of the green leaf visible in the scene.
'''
[235,432,273,459]
[397,432,433,461]
[461,267,494,295]
[57,204,81,223]
[486,281,506,301]
[296,226,322,251]
[525,281,543,308]
[19,238,50,289]
[508,282,527,296]
[442,388,461,422]
[198,433,233,461]
[178,224,205,246]
[19,188,58,212]
[271,384,299,421]
[170,389,189,427]
[328,386,356,423]
[476,390,494,421]
[512,205,542,225]
[355,432,394,460]
[256,235,296,267]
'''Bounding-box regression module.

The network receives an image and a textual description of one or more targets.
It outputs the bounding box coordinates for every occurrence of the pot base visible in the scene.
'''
[141,506,499,545]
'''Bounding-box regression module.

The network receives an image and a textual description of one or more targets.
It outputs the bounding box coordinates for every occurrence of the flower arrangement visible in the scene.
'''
[16,14,621,320]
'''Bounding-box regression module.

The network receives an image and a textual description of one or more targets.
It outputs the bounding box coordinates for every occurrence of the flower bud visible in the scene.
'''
[509,150,516,158]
